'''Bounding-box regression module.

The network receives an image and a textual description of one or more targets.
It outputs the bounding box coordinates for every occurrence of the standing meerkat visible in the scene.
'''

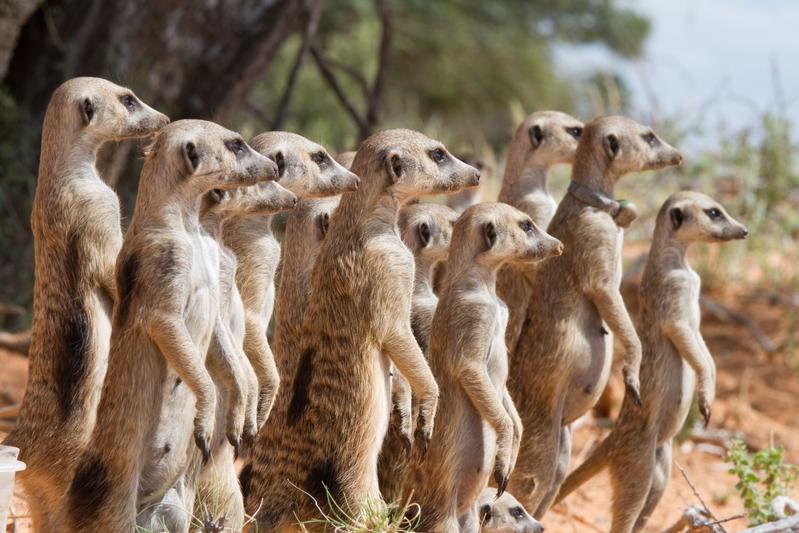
[496,111,584,354]
[378,201,458,503]
[400,202,563,532]
[475,488,543,533]
[555,191,747,533]
[3,77,168,532]
[244,129,480,530]
[60,120,278,533]
[507,116,682,517]
[222,132,359,428]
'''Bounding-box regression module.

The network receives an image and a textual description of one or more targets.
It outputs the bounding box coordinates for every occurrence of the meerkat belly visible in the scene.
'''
[563,297,612,423]
[487,302,510,389]
[657,346,697,443]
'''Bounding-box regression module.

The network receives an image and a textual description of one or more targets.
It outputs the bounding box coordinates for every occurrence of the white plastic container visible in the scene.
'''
[0,445,25,531]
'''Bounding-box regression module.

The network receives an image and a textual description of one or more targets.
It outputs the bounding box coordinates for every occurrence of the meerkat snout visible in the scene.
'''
[664,191,748,243]
[518,217,564,262]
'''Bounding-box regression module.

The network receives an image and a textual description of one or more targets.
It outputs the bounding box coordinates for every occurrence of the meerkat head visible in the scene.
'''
[578,116,682,177]
[660,190,748,244]
[202,181,297,222]
[513,110,584,165]
[49,77,169,141]
[334,151,357,169]
[249,132,359,198]
[453,202,563,269]
[478,488,543,533]
[399,202,458,265]
[143,120,278,196]
[352,129,481,201]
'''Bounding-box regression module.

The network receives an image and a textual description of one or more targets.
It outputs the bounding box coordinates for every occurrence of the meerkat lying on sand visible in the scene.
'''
[555,191,747,533]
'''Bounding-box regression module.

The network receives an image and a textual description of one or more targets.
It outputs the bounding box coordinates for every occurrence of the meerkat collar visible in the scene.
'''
[567,181,637,228]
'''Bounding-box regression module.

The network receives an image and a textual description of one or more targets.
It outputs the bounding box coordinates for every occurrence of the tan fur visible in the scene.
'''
[474,488,543,533]
[3,77,168,532]
[59,120,277,533]
[400,202,563,532]
[555,191,747,533]
[222,132,359,429]
[496,111,584,354]
[378,202,458,503]
[446,154,486,213]
[507,116,682,517]
[245,129,480,530]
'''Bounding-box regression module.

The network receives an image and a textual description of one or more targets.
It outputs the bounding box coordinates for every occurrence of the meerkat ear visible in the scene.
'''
[603,133,620,159]
[182,141,201,174]
[81,98,95,126]
[417,221,431,248]
[316,212,330,239]
[669,207,684,230]
[479,504,492,522]
[528,124,544,148]
[272,151,286,178]
[209,189,226,203]
[483,221,497,250]
[385,151,404,182]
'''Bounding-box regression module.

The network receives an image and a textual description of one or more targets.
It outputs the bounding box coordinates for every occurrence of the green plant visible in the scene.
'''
[726,438,799,525]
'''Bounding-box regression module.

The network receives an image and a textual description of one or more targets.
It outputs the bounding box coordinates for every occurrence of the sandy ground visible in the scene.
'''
[1,286,797,532]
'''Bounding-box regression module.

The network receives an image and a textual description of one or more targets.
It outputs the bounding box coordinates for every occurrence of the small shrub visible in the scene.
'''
[726,438,799,525]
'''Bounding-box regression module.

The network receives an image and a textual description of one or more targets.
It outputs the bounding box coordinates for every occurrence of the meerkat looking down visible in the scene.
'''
[475,488,543,533]
[222,132,359,428]
[378,201,458,503]
[507,116,682,517]
[3,77,168,532]
[495,111,583,354]
[400,202,563,533]
[60,120,277,533]
[555,191,747,533]
[244,129,480,530]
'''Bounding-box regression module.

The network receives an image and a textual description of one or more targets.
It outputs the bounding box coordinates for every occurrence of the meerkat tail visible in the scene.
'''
[555,434,614,504]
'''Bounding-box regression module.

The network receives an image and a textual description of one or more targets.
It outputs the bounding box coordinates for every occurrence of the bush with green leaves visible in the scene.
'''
[726,438,799,525]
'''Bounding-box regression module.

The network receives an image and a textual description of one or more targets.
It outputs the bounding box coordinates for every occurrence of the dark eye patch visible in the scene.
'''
[510,507,525,520]
[519,219,534,235]
[429,148,448,165]
[642,131,659,147]
[311,151,328,166]
[565,126,582,139]
[120,94,138,112]
[705,207,723,220]
[226,139,248,159]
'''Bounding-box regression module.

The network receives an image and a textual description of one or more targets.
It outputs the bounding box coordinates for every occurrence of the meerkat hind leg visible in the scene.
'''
[633,440,672,532]
[608,440,656,533]
[534,424,572,517]
[509,409,561,516]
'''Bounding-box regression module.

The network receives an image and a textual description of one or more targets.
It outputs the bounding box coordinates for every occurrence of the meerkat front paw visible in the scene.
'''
[623,368,642,408]
[414,396,437,456]
[194,389,217,462]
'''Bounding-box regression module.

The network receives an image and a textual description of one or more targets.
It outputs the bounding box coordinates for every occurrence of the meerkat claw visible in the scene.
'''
[700,404,711,428]
[195,433,211,463]
[228,434,241,459]
[494,472,509,498]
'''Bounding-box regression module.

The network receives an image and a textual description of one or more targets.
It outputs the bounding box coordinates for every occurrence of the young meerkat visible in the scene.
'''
[475,488,543,533]
[555,191,747,533]
[222,131,359,428]
[3,76,168,532]
[60,120,278,533]
[378,201,458,503]
[400,202,563,532]
[507,116,682,517]
[193,182,298,530]
[495,111,584,354]
[244,129,480,530]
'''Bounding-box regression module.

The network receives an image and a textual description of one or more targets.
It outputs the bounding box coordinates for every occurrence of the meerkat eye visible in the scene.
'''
[566,126,582,139]
[642,132,659,147]
[226,139,248,159]
[311,151,328,166]
[519,219,534,235]
[509,507,525,520]
[429,148,448,165]
[705,207,723,220]
[479,504,492,521]
[120,94,138,112]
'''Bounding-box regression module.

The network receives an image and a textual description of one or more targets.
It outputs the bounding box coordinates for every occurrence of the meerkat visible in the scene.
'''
[495,111,584,354]
[506,116,682,517]
[474,488,543,533]
[399,202,562,532]
[244,129,480,530]
[555,191,747,532]
[222,132,359,428]
[378,202,458,503]
[446,154,486,213]
[2,77,168,532]
[192,182,298,530]
[59,120,278,533]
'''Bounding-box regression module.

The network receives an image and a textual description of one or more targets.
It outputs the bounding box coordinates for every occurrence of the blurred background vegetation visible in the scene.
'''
[0,0,796,332]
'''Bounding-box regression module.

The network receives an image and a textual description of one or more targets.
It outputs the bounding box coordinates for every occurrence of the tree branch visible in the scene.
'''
[310,44,369,135]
